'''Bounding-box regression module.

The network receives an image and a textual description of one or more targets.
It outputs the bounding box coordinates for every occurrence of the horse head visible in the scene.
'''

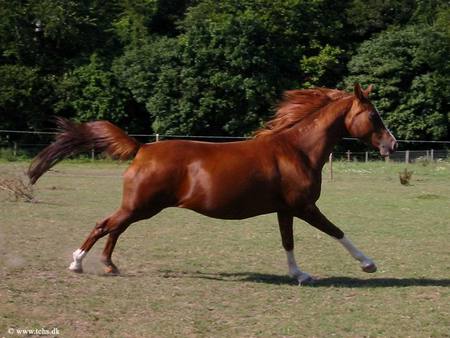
[345,83,398,157]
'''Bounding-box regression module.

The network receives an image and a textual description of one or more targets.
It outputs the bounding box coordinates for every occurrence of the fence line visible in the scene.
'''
[1,129,448,162]
[335,149,449,163]
[0,129,58,135]
[1,129,450,144]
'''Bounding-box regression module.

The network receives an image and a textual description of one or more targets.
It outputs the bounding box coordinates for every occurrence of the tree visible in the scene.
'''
[2,0,448,142]
[345,24,449,140]
[114,0,349,135]
[0,0,124,133]
[0,64,56,133]
[55,54,149,133]
[113,0,193,45]
[300,45,344,88]
[0,0,121,71]
[345,0,416,38]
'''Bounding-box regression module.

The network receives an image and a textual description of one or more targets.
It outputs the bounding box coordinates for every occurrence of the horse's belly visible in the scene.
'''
[174,153,282,219]
[178,193,280,220]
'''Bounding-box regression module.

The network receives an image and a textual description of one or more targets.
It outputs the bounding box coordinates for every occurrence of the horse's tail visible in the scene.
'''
[28,117,141,184]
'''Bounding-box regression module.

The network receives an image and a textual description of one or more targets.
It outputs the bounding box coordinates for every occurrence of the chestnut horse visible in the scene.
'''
[28,84,397,284]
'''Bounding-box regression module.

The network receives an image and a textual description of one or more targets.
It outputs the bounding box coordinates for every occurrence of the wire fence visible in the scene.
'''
[330,149,449,163]
[0,129,448,163]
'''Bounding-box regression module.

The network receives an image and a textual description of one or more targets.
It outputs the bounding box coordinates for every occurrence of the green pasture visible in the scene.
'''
[0,160,449,337]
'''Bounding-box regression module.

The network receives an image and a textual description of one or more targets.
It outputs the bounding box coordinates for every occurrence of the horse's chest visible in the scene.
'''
[280,169,321,207]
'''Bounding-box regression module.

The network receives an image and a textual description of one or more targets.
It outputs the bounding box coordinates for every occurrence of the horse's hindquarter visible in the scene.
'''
[127,140,284,219]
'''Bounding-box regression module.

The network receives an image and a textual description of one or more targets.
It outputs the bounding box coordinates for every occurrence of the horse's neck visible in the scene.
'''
[285,97,353,169]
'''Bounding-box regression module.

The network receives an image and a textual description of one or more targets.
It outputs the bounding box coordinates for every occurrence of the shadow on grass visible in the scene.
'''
[159,270,450,288]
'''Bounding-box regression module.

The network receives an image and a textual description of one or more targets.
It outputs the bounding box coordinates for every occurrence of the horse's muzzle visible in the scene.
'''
[379,139,398,157]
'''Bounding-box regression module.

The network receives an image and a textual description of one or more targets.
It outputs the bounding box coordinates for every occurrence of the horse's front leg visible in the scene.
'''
[277,212,314,285]
[297,204,377,273]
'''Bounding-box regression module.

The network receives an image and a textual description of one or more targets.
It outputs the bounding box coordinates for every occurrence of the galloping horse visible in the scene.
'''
[29,84,397,284]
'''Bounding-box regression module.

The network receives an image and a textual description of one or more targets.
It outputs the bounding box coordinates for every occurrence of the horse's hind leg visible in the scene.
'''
[100,233,123,274]
[100,208,160,274]
[68,208,136,273]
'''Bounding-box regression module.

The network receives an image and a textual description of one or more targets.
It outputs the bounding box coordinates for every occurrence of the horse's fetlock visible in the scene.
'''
[100,255,110,265]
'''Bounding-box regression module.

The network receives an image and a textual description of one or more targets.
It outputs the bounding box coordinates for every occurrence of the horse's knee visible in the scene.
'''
[93,224,108,237]
[93,218,110,235]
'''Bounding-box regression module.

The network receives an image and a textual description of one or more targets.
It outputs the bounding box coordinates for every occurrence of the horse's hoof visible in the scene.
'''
[104,265,120,275]
[298,276,316,286]
[68,262,83,273]
[297,274,316,286]
[362,262,377,273]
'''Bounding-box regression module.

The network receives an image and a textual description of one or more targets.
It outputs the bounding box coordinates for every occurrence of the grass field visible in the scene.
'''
[1,159,449,337]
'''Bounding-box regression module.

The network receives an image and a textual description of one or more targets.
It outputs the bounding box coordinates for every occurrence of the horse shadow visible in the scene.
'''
[159,270,450,288]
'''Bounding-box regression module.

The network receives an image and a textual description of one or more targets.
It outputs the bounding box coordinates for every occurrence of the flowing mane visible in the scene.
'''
[255,88,350,137]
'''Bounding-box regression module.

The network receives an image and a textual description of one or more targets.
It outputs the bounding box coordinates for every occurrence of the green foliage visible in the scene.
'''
[346,0,416,37]
[113,0,158,45]
[113,37,181,132]
[55,54,128,124]
[31,1,96,47]
[301,45,344,88]
[113,0,191,44]
[0,0,36,64]
[0,0,120,70]
[391,73,448,140]
[115,0,349,135]
[345,23,449,140]
[0,0,448,141]
[0,64,53,130]
[411,0,448,25]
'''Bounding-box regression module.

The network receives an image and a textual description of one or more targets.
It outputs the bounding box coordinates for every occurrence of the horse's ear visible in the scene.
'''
[354,83,365,101]
[364,84,373,97]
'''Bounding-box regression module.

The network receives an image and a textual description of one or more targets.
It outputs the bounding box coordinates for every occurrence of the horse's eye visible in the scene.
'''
[369,111,377,120]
